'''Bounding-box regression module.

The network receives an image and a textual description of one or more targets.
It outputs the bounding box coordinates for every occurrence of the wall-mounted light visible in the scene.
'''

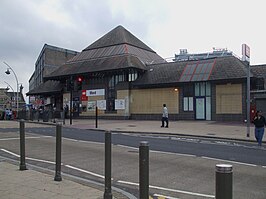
[174,88,178,92]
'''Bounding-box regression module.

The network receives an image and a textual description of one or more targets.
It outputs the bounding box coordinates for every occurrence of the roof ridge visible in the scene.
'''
[83,25,155,53]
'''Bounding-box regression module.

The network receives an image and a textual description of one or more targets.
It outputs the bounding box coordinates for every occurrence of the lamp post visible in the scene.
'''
[4,62,19,119]
[4,81,16,108]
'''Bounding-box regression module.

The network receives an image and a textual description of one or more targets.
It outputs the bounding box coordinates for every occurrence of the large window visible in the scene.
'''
[195,82,211,97]
[183,84,194,111]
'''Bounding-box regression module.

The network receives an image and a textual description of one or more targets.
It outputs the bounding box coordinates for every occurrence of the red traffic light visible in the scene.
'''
[77,76,83,82]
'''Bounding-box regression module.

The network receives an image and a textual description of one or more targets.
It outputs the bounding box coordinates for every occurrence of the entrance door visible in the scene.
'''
[196,97,205,120]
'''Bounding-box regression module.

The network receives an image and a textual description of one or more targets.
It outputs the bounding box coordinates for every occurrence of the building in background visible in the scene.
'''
[173,48,234,62]
[27,25,266,122]
[27,44,78,110]
[0,87,26,119]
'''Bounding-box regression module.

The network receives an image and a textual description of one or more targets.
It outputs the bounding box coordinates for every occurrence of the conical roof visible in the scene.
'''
[83,25,155,52]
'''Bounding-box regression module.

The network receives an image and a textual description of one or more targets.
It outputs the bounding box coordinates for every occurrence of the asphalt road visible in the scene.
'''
[0,125,266,199]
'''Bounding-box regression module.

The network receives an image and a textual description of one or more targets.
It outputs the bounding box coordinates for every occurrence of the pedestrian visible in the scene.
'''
[253,110,266,146]
[161,104,169,128]
[64,104,69,119]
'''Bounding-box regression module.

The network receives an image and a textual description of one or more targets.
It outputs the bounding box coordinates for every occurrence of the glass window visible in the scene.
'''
[183,97,188,111]
[189,97,194,111]
[183,97,194,111]
[195,83,200,96]
[200,82,206,96]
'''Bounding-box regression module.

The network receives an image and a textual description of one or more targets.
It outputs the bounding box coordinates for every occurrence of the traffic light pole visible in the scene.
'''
[70,76,73,125]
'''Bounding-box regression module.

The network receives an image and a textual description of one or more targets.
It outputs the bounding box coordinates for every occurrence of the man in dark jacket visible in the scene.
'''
[253,110,266,146]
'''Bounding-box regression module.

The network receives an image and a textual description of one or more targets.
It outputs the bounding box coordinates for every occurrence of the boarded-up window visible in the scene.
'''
[216,84,242,114]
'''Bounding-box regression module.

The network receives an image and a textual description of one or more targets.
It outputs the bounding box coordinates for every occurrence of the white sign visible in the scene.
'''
[86,89,105,96]
[115,99,125,110]
[97,100,106,110]
[87,101,96,111]
[242,44,250,61]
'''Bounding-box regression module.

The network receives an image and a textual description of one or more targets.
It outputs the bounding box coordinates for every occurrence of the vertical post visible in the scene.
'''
[54,124,62,181]
[19,120,27,170]
[63,109,65,125]
[216,164,233,199]
[70,88,73,125]
[95,106,98,128]
[104,131,112,199]
[246,61,250,137]
[139,141,149,199]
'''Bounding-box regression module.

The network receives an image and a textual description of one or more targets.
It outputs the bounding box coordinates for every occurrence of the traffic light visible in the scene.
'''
[77,76,83,91]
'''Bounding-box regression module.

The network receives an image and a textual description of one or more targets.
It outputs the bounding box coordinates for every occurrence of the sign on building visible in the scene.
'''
[87,101,96,111]
[86,89,105,96]
[115,99,125,110]
[242,44,250,62]
[97,100,106,110]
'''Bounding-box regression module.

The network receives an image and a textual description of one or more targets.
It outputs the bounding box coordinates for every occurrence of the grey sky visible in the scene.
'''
[0,0,265,100]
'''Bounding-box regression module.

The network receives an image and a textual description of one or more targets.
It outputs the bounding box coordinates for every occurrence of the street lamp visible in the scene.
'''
[4,81,16,108]
[3,62,19,119]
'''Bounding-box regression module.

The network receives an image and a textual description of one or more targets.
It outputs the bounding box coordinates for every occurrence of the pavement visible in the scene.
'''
[64,119,265,143]
[0,119,265,199]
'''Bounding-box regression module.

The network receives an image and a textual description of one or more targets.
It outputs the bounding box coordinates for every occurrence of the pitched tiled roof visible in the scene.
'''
[250,64,266,77]
[26,80,63,96]
[84,25,155,52]
[45,25,166,79]
[46,55,147,79]
[132,56,250,87]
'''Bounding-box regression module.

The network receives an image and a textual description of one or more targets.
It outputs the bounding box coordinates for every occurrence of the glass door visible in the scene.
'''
[196,97,205,120]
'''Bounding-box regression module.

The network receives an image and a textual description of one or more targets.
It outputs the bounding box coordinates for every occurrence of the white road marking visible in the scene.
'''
[62,138,104,145]
[1,149,19,157]
[262,166,266,169]
[154,193,180,199]
[26,157,55,164]
[1,149,55,164]
[78,140,104,145]
[63,138,78,142]
[65,164,105,179]
[116,144,139,150]
[150,150,196,157]
[117,180,138,186]
[117,180,215,198]
[0,136,52,141]
[201,156,257,167]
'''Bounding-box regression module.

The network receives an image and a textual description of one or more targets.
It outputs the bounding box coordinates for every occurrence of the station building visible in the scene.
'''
[27,25,266,122]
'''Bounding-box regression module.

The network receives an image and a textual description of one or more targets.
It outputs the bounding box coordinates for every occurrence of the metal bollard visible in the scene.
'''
[54,124,62,181]
[216,164,233,199]
[63,110,65,125]
[104,131,112,199]
[19,120,27,170]
[139,141,149,199]
[95,106,98,128]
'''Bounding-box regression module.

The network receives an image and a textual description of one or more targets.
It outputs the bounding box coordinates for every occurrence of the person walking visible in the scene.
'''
[253,110,266,146]
[161,104,169,128]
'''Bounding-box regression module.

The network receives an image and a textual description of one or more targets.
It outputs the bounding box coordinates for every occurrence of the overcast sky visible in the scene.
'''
[0,0,265,100]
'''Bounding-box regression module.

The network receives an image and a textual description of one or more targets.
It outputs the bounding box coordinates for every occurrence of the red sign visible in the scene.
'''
[81,96,88,101]
[81,90,88,101]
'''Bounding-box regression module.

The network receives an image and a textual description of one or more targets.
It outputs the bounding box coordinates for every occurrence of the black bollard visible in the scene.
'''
[19,120,27,170]
[95,106,98,128]
[139,141,149,199]
[104,131,112,199]
[63,110,65,125]
[216,164,233,199]
[54,124,62,181]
